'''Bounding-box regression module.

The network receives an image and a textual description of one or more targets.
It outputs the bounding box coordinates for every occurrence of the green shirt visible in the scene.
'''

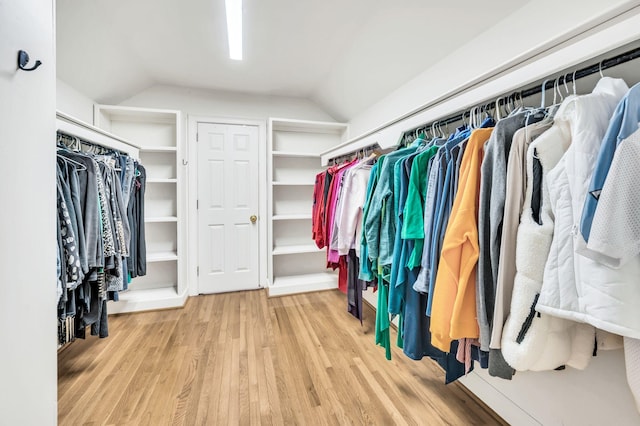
[402,145,439,268]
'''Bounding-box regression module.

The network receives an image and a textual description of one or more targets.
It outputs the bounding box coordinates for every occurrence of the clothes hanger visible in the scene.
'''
[56,152,87,171]
[571,69,578,95]
[494,96,503,121]
[599,59,605,78]
[508,93,516,115]
[540,78,551,110]
[556,77,564,102]
[517,91,524,110]
[57,133,82,152]
[363,149,380,163]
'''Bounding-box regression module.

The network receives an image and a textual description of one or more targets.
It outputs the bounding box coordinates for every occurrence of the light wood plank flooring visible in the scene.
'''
[58,289,505,425]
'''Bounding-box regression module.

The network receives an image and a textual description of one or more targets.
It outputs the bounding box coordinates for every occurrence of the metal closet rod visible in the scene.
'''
[402,45,640,139]
[57,130,130,156]
[328,142,381,165]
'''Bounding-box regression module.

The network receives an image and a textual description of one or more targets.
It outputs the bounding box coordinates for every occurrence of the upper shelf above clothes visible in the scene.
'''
[56,111,141,158]
[319,16,640,166]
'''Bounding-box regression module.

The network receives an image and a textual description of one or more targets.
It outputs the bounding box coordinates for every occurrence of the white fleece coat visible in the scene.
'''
[501,104,594,371]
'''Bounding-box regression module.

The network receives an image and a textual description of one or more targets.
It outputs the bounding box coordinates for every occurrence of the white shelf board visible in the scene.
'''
[96,104,180,123]
[56,111,141,153]
[272,181,314,186]
[147,178,177,184]
[268,272,338,297]
[108,286,188,314]
[272,214,312,221]
[272,244,322,255]
[271,118,348,134]
[272,151,318,158]
[145,216,178,223]
[146,251,178,263]
[140,146,177,153]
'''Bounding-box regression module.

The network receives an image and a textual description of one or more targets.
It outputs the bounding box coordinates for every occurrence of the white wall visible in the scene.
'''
[120,84,337,123]
[347,0,640,139]
[56,81,338,128]
[0,0,57,425]
[57,78,96,124]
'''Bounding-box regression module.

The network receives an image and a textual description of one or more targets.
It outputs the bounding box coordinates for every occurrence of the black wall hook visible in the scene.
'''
[17,50,43,71]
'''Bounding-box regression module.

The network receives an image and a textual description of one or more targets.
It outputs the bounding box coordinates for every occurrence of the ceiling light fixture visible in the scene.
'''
[225,0,243,60]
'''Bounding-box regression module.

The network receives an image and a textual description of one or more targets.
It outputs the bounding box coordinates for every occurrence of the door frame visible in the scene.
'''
[187,115,268,296]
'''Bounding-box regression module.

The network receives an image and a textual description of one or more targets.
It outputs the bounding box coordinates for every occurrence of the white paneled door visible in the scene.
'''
[197,123,260,293]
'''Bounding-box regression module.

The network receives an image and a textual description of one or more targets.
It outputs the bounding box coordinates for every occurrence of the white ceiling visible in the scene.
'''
[57,0,528,121]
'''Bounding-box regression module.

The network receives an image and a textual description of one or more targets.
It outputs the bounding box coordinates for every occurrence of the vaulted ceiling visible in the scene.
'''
[56,0,528,121]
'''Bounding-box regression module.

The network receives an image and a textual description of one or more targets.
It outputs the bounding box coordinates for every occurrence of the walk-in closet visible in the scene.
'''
[5,1,640,425]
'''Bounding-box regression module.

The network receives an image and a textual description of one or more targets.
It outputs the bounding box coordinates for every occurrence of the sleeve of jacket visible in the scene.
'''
[430,147,480,351]
[476,136,496,351]
[364,157,389,261]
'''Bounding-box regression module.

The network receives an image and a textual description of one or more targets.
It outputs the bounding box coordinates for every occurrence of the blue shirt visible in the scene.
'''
[581,82,640,241]
[426,132,469,315]
[364,146,418,266]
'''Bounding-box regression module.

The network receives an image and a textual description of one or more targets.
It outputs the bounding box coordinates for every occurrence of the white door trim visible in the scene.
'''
[187,115,268,296]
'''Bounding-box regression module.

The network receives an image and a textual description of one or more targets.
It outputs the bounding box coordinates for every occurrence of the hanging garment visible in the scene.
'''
[335,165,372,257]
[425,136,464,315]
[364,145,418,269]
[503,78,628,371]
[581,82,640,242]
[326,160,358,265]
[588,130,640,264]
[555,127,640,338]
[429,128,493,352]
[587,127,640,263]
[378,153,417,359]
[56,134,147,347]
[347,249,367,323]
[312,171,327,248]
[419,133,467,315]
[476,111,544,351]
[359,160,382,282]
[128,163,147,278]
[326,162,357,293]
[536,78,632,337]
[427,118,492,318]
[401,144,440,268]
[57,171,83,291]
[500,112,587,372]
[389,154,418,316]
[412,154,440,294]
[489,119,551,378]
[58,151,103,269]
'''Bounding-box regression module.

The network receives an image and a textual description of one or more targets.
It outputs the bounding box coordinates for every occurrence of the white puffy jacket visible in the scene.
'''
[536,78,631,335]
[538,78,640,340]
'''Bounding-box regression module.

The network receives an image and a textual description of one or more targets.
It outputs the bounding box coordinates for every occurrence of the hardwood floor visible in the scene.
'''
[58,289,506,425]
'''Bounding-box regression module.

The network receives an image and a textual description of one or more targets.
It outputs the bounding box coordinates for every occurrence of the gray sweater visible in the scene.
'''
[477,112,543,353]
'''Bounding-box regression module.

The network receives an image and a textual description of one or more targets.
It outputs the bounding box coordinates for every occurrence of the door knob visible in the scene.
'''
[250,215,257,224]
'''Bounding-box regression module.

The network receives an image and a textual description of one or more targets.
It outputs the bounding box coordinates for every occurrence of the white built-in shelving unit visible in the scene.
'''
[94,104,187,313]
[267,118,348,296]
